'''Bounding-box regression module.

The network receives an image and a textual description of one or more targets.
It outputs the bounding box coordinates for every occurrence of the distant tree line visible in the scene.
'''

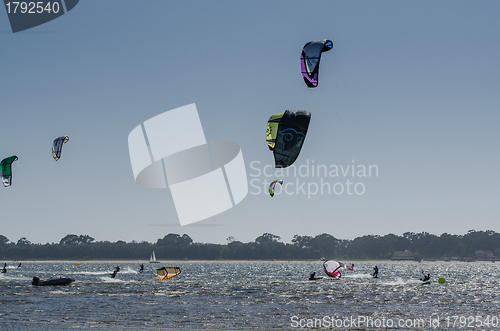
[0,230,499,261]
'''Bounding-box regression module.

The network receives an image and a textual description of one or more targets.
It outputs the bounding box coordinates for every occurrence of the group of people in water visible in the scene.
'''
[308,265,431,282]
[109,264,145,278]
[1,262,21,273]
[2,262,146,278]
[3,262,431,282]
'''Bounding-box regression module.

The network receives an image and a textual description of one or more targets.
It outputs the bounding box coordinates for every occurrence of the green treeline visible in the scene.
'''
[0,230,499,261]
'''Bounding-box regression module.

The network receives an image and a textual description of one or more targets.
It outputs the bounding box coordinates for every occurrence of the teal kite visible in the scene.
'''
[1,156,18,187]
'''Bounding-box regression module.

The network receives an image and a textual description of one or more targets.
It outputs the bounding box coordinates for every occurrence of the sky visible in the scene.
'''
[1,0,500,245]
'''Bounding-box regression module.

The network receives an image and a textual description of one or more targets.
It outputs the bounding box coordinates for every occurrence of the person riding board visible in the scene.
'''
[110,266,120,278]
[309,272,316,280]
[373,265,379,278]
[139,264,144,273]
[2,263,6,274]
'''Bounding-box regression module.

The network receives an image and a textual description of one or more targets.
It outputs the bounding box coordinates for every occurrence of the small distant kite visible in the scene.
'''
[269,179,283,197]
[0,156,18,187]
[266,110,311,168]
[157,267,181,280]
[301,39,333,88]
[342,263,354,271]
[52,136,69,161]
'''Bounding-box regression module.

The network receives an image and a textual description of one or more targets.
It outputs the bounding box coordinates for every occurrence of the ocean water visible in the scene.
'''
[0,261,499,330]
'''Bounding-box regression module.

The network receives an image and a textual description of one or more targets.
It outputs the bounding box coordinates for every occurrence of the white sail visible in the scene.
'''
[149,251,159,263]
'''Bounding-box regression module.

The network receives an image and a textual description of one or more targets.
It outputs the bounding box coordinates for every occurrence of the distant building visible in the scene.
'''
[392,250,414,260]
[475,250,495,260]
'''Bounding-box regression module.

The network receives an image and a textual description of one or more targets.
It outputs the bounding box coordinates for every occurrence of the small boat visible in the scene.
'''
[149,251,160,263]
[32,276,75,286]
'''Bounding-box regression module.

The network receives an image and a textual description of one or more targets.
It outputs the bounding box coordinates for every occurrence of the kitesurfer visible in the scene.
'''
[422,273,430,282]
[309,272,316,280]
[110,266,120,278]
[139,264,144,273]
[17,263,21,268]
[2,263,6,273]
[373,265,379,278]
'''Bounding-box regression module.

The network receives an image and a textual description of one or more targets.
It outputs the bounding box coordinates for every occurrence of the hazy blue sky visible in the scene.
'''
[2,0,500,245]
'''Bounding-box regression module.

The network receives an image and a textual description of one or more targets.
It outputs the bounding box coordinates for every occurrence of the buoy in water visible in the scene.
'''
[75,263,80,266]
[438,277,445,284]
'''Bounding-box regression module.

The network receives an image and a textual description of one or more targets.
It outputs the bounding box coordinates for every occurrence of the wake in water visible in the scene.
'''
[99,276,129,283]
[73,270,111,275]
[0,274,32,282]
[381,277,424,286]
[343,273,373,279]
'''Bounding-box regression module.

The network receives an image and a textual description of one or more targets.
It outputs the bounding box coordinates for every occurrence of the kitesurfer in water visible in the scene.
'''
[110,266,120,278]
[309,272,316,280]
[139,264,144,273]
[2,263,6,273]
[373,265,379,278]
[17,263,21,268]
[422,273,430,282]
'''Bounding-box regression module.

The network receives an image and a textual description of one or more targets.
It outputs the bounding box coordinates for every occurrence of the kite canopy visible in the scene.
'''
[323,260,342,278]
[266,113,283,150]
[52,136,69,161]
[301,39,333,88]
[267,110,311,168]
[343,263,354,271]
[157,267,181,280]
[0,156,18,187]
[269,179,283,197]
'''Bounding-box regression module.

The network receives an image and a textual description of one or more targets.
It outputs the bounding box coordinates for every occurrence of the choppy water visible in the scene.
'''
[0,261,499,330]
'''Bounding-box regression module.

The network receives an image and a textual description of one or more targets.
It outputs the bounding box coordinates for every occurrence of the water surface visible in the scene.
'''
[0,261,498,330]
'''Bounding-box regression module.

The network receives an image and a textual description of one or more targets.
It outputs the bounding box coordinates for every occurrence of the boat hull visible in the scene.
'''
[32,277,75,286]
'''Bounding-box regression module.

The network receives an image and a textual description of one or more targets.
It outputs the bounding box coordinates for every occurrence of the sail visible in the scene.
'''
[343,263,354,271]
[323,260,342,278]
[0,156,18,187]
[52,136,69,161]
[149,251,159,263]
[268,179,283,197]
[301,39,333,87]
[273,110,311,168]
[157,267,181,280]
[266,113,283,150]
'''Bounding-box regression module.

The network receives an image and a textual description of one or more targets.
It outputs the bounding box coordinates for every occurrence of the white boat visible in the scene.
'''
[149,251,160,263]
